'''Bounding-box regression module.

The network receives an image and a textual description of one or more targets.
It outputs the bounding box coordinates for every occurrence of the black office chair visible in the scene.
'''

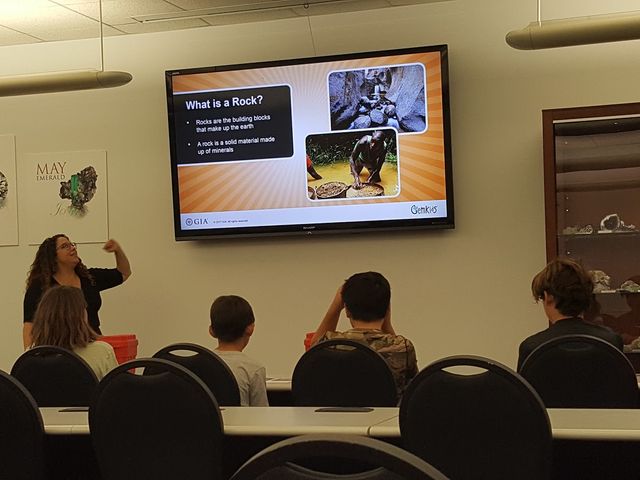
[519,334,639,408]
[0,369,46,480]
[399,355,552,480]
[292,339,397,407]
[11,346,98,407]
[90,358,224,480]
[152,342,241,406]
[230,434,449,480]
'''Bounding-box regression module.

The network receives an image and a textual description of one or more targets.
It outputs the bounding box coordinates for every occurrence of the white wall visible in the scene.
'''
[2,0,640,375]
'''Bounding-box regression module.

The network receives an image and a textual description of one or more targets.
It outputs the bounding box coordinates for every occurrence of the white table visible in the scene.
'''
[40,406,399,437]
[265,378,291,392]
[367,408,640,441]
[41,408,90,435]
[42,406,640,441]
[548,408,640,441]
[265,378,293,405]
[222,407,398,436]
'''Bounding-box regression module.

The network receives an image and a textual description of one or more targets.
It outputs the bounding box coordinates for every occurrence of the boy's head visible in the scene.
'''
[209,295,255,343]
[531,258,593,317]
[342,271,390,322]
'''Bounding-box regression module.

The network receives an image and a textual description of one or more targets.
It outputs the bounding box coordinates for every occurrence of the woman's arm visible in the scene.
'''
[103,239,132,281]
[23,322,33,349]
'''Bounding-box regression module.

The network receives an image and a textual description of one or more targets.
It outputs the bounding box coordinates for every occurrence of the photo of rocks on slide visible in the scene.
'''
[328,64,426,133]
[0,170,8,207]
[59,165,98,211]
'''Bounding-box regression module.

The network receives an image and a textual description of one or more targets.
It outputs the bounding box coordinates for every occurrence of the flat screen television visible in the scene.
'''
[166,44,453,239]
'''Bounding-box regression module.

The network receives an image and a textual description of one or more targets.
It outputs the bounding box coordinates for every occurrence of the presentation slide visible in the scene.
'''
[167,47,450,234]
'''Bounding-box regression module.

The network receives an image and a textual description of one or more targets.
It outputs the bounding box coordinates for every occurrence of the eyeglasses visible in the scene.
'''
[57,242,77,251]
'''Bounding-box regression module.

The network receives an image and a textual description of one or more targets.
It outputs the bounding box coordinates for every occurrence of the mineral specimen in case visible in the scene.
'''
[590,270,612,293]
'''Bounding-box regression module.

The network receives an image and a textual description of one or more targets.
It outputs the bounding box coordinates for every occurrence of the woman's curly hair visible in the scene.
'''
[26,234,93,290]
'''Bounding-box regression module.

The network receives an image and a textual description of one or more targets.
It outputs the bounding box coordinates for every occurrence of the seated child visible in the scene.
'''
[209,295,268,406]
[310,271,418,398]
[30,285,118,380]
[517,257,623,371]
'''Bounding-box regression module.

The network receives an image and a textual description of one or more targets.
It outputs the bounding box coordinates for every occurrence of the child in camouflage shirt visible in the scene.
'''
[310,271,418,398]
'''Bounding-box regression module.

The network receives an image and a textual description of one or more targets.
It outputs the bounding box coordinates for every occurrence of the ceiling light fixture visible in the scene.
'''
[134,0,364,23]
[506,1,640,50]
[133,0,452,23]
[0,0,132,96]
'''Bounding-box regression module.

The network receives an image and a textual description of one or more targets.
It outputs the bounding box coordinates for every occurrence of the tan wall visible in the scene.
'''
[2,0,640,374]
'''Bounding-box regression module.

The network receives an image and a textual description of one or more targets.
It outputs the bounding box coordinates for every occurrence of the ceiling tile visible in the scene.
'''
[29,22,121,41]
[0,4,96,31]
[115,17,208,34]
[290,0,390,16]
[202,9,300,26]
[0,24,42,45]
[61,0,185,26]
[165,0,245,7]
[387,0,453,5]
[0,0,448,47]
[167,0,349,8]
[51,0,98,4]
[0,0,52,11]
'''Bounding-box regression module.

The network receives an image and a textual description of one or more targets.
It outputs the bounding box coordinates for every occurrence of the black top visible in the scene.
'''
[517,317,624,371]
[23,268,123,334]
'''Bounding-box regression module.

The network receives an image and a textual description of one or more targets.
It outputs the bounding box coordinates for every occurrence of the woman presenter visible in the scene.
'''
[23,234,131,348]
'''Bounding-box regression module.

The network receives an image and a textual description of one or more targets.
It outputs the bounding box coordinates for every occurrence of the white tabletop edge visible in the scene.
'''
[552,428,640,441]
[366,413,399,436]
[224,425,370,436]
[41,406,640,441]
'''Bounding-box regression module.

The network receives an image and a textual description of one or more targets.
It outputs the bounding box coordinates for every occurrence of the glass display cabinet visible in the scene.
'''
[542,102,640,364]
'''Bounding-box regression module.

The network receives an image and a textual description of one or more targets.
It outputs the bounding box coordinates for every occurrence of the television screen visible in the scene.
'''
[166,45,453,239]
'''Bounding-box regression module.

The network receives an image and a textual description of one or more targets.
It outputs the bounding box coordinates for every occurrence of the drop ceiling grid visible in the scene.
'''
[0,0,451,46]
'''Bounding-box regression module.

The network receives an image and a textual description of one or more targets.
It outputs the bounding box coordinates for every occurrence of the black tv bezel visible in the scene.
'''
[166,44,454,240]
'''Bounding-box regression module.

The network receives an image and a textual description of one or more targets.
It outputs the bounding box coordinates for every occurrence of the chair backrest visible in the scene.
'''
[399,355,552,480]
[229,434,449,480]
[519,334,639,408]
[152,342,241,406]
[292,339,397,407]
[89,358,224,480]
[0,369,45,480]
[11,346,98,407]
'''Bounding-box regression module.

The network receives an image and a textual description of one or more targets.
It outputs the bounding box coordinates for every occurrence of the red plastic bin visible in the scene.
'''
[99,334,138,364]
[304,332,315,351]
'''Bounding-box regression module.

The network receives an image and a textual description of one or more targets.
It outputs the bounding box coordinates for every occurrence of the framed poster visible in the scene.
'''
[0,135,18,246]
[24,150,108,245]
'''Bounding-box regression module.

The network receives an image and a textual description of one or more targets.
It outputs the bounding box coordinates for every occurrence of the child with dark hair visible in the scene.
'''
[517,258,623,370]
[209,295,268,406]
[310,272,418,398]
